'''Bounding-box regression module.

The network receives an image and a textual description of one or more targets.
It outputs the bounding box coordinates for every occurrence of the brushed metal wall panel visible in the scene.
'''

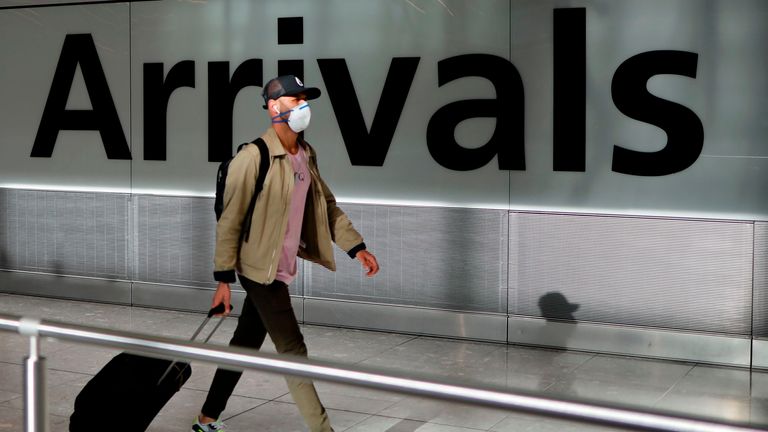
[131,282,245,314]
[0,187,762,365]
[752,339,768,369]
[133,195,303,296]
[0,270,131,304]
[510,213,753,335]
[754,222,768,337]
[306,204,508,313]
[134,195,217,288]
[0,0,143,6]
[508,315,751,367]
[0,189,130,279]
[131,282,304,322]
[304,297,507,342]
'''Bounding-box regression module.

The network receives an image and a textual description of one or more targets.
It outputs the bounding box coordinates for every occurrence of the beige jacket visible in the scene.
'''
[214,128,365,284]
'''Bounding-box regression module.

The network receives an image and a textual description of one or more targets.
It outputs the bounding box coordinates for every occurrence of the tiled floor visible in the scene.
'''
[0,292,767,431]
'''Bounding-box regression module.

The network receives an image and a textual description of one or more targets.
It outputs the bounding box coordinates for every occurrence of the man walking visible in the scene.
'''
[193,75,380,432]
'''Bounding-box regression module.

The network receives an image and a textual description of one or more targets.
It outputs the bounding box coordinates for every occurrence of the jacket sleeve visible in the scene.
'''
[315,169,366,258]
[213,150,259,281]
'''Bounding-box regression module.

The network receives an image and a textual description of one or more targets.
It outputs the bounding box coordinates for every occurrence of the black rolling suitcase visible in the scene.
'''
[69,304,231,432]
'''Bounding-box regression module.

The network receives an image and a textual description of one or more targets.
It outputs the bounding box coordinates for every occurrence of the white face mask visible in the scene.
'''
[272,102,311,133]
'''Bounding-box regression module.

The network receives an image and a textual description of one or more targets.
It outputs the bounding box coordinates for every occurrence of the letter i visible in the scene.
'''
[277,17,305,80]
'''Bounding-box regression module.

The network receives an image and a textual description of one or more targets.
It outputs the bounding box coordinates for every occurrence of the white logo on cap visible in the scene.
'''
[295,77,304,87]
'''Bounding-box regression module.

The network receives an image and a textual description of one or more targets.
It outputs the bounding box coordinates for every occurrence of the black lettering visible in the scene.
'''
[426,54,525,171]
[31,34,130,159]
[317,57,419,166]
[277,17,303,45]
[208,59,263,162]
[143,61,195,161]
[553,8,586,171]
[611,50,703,176]
[278,60,304,82]
[277,17,304,80]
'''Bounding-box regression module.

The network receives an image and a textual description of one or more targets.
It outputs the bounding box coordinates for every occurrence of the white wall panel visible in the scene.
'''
[0,3,131,191]
[128,0,511,207]
[1,0,767,219]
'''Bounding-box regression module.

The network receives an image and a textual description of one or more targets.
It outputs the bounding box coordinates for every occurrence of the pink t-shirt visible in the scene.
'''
[275,146,310,285]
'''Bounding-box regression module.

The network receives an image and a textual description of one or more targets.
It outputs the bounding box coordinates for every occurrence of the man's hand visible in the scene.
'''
[212,281,232,316]
[355,250,380,277]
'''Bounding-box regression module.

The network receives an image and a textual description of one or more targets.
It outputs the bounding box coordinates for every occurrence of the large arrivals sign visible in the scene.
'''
[0,0,766,219]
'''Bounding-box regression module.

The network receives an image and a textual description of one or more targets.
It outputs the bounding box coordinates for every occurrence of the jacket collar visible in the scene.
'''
[260,127,289,157]
[260,128,318,160]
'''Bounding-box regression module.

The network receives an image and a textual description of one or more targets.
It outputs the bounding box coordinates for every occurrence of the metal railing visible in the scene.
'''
[0,312,764,432]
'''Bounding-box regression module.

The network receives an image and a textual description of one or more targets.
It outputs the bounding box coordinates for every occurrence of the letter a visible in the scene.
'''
[32,34,130,160]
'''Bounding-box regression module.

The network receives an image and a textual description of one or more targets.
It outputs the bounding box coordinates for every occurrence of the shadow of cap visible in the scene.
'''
[538,292,580,320]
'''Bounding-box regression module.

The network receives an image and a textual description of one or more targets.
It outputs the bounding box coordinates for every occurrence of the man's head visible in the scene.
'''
[262,75,321,111]
[262,75,321,134]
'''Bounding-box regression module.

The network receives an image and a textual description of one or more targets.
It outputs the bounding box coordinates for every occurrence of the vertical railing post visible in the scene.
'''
[20,318,48,432]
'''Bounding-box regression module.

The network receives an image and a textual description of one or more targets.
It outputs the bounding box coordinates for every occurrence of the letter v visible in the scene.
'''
[317,57,419,166]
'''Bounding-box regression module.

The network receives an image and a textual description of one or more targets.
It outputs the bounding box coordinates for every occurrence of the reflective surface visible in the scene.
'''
[509,316,751,366]
[0,192,762,365]
[1,293,768,431]
[510,212,754,335]
[1,1,767,218]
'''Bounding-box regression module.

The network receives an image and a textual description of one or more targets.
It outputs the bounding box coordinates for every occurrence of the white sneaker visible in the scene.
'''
[192,416,229,431]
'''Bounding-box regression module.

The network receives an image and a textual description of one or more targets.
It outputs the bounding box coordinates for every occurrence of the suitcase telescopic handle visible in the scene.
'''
[191,304,235,341]
[157,303,235,386]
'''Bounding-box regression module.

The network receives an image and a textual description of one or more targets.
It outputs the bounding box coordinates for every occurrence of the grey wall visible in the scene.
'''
[0,189,130,280]
[1,189,762,338]
[754,223,768,338]
[306,205,508,313]
[1,0,768,366]
[511,213,753,335]
[2,0,768,219]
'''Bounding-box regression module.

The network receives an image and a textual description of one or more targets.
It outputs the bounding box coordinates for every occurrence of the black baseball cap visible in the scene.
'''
[261,75,321,109]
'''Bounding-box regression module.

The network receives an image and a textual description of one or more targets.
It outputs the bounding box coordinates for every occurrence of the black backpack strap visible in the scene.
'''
[241,138,270,243]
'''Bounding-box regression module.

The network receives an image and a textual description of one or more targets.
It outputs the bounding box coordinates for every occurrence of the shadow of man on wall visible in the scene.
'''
[538,291,580,350]
[536,292,581,395]
[539,291,579,322]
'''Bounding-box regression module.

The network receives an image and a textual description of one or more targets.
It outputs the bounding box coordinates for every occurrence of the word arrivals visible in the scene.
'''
[31,8,703,176]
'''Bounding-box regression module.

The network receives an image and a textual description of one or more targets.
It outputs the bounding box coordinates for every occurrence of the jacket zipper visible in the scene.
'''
[267,247,277,278]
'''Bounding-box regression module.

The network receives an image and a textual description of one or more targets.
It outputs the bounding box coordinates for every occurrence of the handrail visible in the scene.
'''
[0,313,763,432]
